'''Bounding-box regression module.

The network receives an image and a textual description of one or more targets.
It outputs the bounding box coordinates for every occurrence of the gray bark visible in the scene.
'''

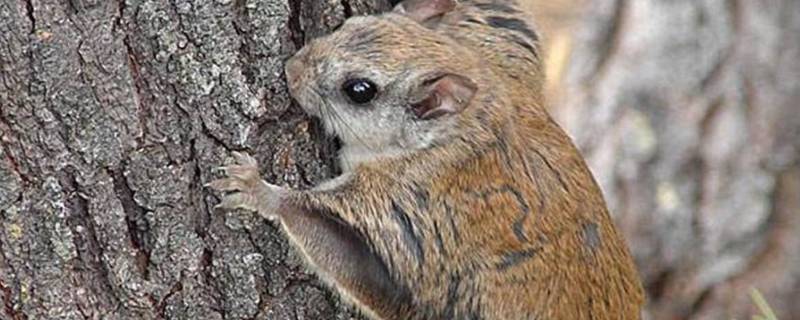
[557,0,800,319]
[4,0,800,319]
[0,0,389,319]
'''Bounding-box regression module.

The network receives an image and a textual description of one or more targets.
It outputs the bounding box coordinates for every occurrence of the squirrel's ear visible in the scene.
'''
[393,0,457,24]
[410,73,477,120]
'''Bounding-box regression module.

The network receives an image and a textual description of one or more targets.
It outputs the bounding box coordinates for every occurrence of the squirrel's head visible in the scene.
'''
[285,0,498,160]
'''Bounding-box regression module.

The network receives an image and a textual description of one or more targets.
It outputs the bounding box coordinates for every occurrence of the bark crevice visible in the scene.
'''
[23,0,35,32]
[109,166,152,279]
[60,167,123,314]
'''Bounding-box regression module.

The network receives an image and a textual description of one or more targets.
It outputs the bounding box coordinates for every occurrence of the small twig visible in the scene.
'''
[750,288,778,320]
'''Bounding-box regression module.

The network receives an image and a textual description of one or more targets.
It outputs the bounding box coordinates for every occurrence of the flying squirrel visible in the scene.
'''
[208,0,645,319]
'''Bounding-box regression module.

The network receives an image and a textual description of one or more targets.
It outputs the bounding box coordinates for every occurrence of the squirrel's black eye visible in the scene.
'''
[342,78,378,104]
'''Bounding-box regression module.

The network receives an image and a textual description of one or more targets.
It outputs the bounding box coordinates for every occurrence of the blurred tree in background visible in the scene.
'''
[536,0,800,319]
[0,0,798,319]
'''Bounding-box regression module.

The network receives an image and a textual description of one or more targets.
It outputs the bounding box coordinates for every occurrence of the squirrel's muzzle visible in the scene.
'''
[284,55,304,92]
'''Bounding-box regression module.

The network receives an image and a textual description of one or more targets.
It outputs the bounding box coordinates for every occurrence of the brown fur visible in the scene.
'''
[210,1,645,319]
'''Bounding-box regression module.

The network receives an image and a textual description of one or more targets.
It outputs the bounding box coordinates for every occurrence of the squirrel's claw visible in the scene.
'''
[231,151,257,166]
[206,178,248,192]
[209,151,265,213]
[214,193,258,211]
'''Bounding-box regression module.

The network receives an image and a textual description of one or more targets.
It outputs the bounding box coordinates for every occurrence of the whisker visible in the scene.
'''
[307,89,406,186]
[311,87,377,151]
[331,105,378,152]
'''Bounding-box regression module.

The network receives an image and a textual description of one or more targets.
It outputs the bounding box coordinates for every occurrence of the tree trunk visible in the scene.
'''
[555,0,800,319]
[0,0,389,319]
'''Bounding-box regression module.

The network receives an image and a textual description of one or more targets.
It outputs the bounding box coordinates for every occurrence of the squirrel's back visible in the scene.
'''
[406,1,646,318]
[431,1,546,105]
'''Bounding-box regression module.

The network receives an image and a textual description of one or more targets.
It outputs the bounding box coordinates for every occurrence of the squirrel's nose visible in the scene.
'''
[285,55,304,90]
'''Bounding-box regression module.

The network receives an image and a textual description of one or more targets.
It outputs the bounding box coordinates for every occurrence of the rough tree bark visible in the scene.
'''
[556,0,800,319]
[0,0,392,319]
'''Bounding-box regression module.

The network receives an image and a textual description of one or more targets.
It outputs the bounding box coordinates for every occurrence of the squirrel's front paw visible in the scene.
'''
[207,151,266,212]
